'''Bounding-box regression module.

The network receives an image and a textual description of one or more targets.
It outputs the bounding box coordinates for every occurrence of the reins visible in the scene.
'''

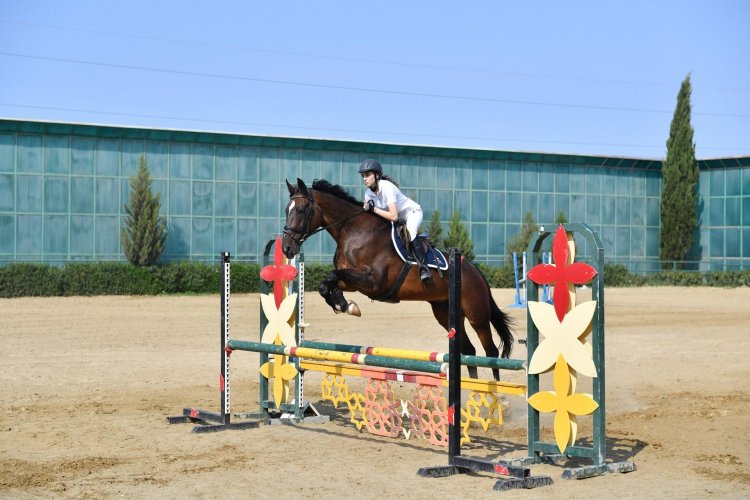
[284,192,367,244]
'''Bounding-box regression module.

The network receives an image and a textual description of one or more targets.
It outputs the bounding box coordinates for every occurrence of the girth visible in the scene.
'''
[370,261,413,303]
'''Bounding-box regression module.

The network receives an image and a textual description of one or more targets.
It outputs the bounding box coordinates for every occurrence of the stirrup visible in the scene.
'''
[419,267,432,283]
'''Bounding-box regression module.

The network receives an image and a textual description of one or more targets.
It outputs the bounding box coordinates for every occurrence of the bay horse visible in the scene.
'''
[282,178,514,380]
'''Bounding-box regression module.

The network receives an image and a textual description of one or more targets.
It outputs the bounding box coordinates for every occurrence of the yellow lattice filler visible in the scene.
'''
[460,391,507,444]
[318,374,510,447]
[320,374,367,430]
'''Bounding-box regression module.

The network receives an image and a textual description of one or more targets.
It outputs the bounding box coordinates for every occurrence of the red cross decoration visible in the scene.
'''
[527,225,597,322]
[259,236,298,308]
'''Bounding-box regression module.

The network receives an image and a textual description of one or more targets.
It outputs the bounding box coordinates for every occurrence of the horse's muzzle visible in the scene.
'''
[282,242,298,259]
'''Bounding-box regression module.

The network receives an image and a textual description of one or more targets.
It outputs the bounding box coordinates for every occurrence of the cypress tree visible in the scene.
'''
[444,211,475,261]
[121,155,167,266]
[507,211,539,258]
[660,74,699,269]
[425,210,444,248]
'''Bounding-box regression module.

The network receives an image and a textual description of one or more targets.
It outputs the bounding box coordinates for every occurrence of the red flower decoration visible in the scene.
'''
[527,225,597,322]
[260,236,298,308]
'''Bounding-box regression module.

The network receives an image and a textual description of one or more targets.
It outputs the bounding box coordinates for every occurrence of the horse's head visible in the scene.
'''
[282,178,317,259]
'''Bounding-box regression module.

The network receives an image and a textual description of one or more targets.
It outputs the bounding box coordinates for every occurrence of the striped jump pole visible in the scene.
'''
[296,340,526,372]
[298,359,527,396]
[227,339,448,374]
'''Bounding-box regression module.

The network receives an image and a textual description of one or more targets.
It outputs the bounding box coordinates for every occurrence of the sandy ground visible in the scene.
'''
[1,286,749,499]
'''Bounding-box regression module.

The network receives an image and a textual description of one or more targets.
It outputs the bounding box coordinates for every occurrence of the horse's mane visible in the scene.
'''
[312,179,360,205]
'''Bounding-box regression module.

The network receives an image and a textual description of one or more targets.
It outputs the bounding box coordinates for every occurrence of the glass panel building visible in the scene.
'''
[0,119,747,270]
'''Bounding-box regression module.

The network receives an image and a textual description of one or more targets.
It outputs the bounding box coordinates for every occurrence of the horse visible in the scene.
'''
[281,178,514,380]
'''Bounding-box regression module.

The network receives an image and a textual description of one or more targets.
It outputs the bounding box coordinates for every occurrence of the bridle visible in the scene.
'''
[283,193,317,246]
[283,191,368,247]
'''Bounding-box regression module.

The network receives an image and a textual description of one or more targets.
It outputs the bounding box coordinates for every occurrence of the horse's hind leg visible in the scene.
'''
[458,263,505,380]
[429,301,479,379]
[466,316,501,381]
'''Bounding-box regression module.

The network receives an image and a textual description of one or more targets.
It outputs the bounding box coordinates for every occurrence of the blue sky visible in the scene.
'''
[1,1,748,159]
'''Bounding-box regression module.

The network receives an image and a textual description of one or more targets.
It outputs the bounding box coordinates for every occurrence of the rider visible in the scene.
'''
[359,159,432,283]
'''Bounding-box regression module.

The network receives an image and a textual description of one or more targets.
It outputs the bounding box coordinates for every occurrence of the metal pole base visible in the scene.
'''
[236,401,331,425]
[494,475,554,490]
[561,461,637,480]
[416,465,460,478]
[166,408,262,433]
[418,456,553,491]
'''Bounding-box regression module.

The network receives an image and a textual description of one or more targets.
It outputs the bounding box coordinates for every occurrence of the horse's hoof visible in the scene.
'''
[346,301,361,317]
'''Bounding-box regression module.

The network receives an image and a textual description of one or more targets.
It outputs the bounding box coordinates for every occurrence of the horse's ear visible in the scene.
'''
[297,178,308,193]
[286,179,296,196]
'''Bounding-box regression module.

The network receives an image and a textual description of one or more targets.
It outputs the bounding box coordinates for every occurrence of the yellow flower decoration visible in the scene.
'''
[528,355,599,453]
[527,300,597,377]
[565,345,592,445]
[259,292,298,346]
[258,335,299,408]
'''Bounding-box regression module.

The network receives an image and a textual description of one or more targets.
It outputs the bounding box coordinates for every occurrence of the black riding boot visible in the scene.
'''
[411,242,433,283]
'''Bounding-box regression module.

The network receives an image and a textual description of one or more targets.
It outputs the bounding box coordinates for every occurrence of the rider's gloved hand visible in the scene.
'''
[364,200,375,213]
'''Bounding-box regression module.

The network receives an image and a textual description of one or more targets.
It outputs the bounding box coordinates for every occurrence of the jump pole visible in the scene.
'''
[166,251,260,433]
[417,249,553,491]
[540,252,553,304]
[227,339,448,374]
[509,251,527,308]
[295,340,526,372]
[297,359,526,395]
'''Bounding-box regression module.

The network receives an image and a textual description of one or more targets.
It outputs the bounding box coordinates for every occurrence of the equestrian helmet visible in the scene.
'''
[358,159,383,176]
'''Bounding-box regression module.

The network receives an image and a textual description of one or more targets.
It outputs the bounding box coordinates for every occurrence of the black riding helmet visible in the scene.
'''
[358,159,383,177]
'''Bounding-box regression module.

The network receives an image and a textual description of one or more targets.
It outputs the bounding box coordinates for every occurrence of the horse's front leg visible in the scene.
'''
[318,268,374,317]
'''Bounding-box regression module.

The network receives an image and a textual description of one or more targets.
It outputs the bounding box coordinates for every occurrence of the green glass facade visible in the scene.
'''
[697,159,750,270]
[0,119,747,270]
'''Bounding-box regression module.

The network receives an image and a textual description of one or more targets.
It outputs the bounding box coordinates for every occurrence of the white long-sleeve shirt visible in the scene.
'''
[364,179,421,219]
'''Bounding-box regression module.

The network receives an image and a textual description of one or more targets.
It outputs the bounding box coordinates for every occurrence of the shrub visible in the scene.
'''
[651,270,703,286]
[62,262,162,295]
[475,263,515,288]
[0,263,64,297]
[703,271,750,288]
[231,263,262,293]
[0,261,748,298]
[160,261,220,294]
[303,264,335,292]
[603,264,638,287]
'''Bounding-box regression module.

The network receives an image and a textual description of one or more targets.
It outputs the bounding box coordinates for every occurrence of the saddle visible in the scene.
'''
[370,222,448,304]
[391,222,448,271]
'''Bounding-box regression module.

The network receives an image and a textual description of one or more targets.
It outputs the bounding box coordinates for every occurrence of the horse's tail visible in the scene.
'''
[489,292,514,358]
[473,263,514,358]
